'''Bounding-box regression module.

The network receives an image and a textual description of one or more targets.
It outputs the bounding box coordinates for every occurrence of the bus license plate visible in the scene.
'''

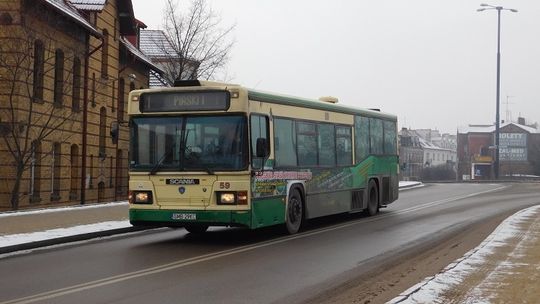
[172,213,196,220]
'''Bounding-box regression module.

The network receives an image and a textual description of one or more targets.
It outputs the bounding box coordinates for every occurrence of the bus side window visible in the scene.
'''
[383,120,397,155]
[355,116,370,162]
[274,118,297,167]
[370,118,383,155]
[251,115,269,169]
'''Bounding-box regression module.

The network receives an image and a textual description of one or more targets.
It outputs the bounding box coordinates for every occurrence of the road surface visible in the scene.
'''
[0,183,538,304]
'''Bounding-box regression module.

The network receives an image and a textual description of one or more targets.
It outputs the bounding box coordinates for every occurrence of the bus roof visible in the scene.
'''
[169,80,398,121]
[247,89,397,121]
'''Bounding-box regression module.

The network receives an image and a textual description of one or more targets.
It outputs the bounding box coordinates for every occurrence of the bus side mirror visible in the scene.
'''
[256,138,269,158]
[110,121,119,144]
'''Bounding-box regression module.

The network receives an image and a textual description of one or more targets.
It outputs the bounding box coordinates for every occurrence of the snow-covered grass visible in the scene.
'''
[389,204,540,304]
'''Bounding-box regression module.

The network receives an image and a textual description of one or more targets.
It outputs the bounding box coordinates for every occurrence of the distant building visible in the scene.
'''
[399,128,457,180]
[457,120,540,180]
[399,128,423,180]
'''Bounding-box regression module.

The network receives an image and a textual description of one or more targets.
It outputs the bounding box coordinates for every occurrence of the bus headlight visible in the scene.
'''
[217,191,249,205]
[218,192,236,204]
[129,191,153,204]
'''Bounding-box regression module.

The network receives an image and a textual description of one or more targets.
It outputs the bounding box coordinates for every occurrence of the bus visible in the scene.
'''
[127,80,399,234]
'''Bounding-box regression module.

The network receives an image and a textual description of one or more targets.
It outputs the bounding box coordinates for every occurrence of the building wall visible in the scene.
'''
[457,125,540,180]
[423,148,456,167]
[0,1,87,209]
[0,0,151,210]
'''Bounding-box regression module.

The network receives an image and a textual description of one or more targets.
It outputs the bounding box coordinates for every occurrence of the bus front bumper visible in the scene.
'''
[129,209,252,228]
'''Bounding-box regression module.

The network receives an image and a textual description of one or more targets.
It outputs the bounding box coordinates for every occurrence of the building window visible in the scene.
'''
[51,142,61,200]
[33,40,44,101]
[117,78,125,122]
[70,144,79,199]
[54,49,64,107]
[101,29,109,78]
[0,12,13,25]
[91,72,96,106]
[115,149,124,194]
[98,182,105,202]
[30,140,41,202]
[72,57,81,112]
[99,107,106,158]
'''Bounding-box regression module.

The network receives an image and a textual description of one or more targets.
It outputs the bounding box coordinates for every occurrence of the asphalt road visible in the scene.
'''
[1,183,539,304]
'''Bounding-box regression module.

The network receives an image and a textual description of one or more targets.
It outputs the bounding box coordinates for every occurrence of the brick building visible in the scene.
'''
[0,0,162,210]
[457,121,540,180]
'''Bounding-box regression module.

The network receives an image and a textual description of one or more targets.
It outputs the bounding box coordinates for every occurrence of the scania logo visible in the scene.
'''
[179,187,186,194]
[167,178,199,185]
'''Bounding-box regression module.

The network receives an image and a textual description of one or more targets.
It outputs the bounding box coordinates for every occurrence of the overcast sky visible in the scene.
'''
[131,0,540,134]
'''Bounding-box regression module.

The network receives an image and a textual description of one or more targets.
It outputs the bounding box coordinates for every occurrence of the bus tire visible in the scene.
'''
[184,224,209,234]
[285,188,303,234]
[365,179,379,216]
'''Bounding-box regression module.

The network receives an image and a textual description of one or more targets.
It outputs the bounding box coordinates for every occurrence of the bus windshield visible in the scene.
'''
[130,115,247,172]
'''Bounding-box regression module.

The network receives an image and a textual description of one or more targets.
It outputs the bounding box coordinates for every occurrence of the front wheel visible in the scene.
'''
[285,189,303,234]
[184,224,209,234]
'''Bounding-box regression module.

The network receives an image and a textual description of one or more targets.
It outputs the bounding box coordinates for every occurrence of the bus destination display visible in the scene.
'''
[139,91,230,112]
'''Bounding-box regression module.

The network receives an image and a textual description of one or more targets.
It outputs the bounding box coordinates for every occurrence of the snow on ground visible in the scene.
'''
[389,204,540,304]
[0,201,130,249]
[0,201,128,218]
[0,221,131,248]
[398,181,424,189]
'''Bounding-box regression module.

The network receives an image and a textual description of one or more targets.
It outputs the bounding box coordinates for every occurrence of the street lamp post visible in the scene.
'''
[477,3,517,179]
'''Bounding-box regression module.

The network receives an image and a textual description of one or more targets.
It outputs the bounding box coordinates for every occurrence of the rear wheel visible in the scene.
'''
[365,179,379,216]
[285,189,303,234]
[184,224,209,234]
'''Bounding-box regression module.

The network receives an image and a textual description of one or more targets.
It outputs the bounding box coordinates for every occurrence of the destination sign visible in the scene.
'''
[140,91,230,112]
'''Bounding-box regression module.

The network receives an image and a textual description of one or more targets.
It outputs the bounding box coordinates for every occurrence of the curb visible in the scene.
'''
[0,226,148,255]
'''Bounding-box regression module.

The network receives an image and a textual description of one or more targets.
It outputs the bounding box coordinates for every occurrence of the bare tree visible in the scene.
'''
[0,31,80,210]
[161,0,235,84]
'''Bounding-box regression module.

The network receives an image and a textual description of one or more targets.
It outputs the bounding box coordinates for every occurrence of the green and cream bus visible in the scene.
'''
[127,80,399,234]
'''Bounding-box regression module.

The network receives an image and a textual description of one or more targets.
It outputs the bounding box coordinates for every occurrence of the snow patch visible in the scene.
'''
[389,204,540,304]
[0,220,131,247]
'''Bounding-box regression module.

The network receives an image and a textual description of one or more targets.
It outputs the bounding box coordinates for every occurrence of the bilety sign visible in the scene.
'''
[499,133,527,161]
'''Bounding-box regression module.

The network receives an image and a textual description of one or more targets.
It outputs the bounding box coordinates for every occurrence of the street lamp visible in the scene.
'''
[477,3,517,179]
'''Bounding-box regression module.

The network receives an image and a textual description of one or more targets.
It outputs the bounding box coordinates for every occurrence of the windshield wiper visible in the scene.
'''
[149,148,173,175]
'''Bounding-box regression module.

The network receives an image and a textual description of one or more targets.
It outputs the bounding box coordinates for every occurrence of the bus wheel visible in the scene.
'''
[184,224,209,234]
[286,189,303,234]
[365,179,379,216]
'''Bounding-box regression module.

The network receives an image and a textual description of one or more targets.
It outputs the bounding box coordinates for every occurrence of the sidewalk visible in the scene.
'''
[0,202,137,254]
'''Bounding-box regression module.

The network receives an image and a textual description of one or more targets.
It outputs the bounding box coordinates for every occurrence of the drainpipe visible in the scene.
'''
[80,38,103,205]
